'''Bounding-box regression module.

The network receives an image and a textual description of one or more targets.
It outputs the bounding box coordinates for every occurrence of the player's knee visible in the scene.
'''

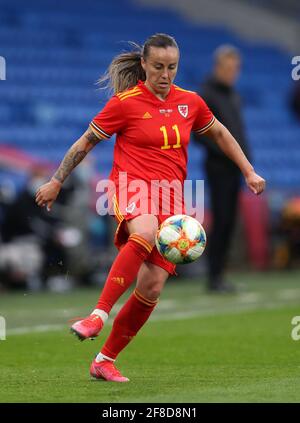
[136,222,158,246]
[147,286,162,301]
[138,275,166,301]
[139,284,162,301]
[127,215,158,245]
[136,228,158,246]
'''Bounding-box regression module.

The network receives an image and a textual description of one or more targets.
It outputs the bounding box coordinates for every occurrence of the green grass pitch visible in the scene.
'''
[1,270,300,403]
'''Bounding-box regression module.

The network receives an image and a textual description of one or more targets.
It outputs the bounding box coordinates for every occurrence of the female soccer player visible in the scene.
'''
[35,33,266,382]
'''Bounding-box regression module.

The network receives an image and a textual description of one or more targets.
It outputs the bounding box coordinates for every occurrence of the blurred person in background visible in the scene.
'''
[273,197,300,269]
[0,165,76,290]
[35,34,265,382]
[194,45,251,293]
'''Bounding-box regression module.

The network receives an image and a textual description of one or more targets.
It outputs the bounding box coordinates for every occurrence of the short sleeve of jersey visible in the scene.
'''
[192,94,216,135]
[89,96,126,140]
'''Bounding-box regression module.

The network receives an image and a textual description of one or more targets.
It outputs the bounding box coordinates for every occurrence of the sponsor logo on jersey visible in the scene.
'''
[142,112,152,119]
[178,105,188,118]
[159,108,173,114]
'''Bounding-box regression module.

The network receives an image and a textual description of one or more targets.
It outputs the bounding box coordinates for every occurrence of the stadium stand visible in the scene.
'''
[0,0,299,191]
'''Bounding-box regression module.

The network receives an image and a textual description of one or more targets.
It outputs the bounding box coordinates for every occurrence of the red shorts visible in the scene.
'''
[111,194,177,275]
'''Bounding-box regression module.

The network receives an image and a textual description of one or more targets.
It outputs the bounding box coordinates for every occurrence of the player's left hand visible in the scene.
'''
[245,171,266,195]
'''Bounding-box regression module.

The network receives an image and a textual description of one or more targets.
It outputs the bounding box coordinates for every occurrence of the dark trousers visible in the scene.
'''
[205,160,241,285]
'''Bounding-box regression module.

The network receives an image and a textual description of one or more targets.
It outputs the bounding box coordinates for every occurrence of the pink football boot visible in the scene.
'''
[90,359,129,383]
[70,314,103,341]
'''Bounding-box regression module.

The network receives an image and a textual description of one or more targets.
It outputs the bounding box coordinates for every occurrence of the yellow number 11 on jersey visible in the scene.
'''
[160,125,181,150]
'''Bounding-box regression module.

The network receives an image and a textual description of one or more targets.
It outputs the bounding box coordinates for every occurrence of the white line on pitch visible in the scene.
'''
[6,298,296,336]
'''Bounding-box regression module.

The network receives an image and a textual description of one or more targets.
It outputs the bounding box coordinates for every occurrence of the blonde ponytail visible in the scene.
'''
[98,43,145,94]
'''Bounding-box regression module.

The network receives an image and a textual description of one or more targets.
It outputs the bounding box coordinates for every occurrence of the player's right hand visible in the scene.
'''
[245,171,266,195]
[35,178,62,211]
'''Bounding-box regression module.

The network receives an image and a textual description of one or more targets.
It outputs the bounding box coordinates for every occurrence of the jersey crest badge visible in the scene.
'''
[178,105,188,118]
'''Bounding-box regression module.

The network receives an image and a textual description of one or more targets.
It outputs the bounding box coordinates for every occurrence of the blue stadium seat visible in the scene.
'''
[0,0,298,189]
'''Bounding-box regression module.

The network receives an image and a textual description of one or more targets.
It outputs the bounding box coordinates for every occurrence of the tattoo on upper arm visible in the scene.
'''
[85,129,101,146]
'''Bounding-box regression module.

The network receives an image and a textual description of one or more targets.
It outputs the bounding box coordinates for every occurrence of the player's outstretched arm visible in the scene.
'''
[205,119,266,195]
[35,128,100,211]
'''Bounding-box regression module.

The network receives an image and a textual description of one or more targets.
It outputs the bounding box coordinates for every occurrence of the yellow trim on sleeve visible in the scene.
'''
[195,116,216,135]
[89,124,106,140]
[89,122,111,139]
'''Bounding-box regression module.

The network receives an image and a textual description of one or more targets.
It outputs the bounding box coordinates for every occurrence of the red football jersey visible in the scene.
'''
[90,80,215,188]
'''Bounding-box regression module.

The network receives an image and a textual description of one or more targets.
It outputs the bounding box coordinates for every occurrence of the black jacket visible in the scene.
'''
[195,76,250,171]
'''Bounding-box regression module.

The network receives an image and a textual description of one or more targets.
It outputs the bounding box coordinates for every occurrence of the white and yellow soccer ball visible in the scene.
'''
[155,214,206,264]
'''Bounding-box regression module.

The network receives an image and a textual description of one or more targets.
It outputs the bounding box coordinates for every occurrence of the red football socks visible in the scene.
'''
[101,289,158,360]
[95,234,153,314]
